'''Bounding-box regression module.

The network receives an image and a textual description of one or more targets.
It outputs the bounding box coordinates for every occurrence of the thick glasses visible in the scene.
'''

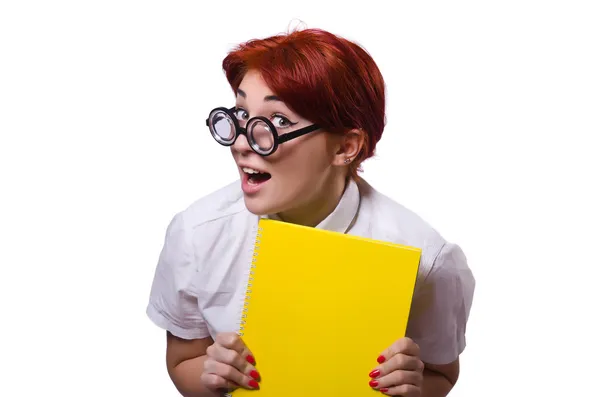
[206,107,320,156]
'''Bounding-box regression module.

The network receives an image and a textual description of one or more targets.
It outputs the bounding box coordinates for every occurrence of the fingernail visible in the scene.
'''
[246,355,256,365]
[369,369,380,378]
[249,380,259,388]
[369,380,379,387]
[380,388,389,393]
[250,370,260,380]
[377,355,386,363]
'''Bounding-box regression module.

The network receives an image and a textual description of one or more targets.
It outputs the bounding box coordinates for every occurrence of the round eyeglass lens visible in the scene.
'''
[210,110,235,144]
[249,120,275,153]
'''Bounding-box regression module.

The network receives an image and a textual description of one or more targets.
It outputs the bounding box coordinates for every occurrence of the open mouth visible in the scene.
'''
[242,167,272,185]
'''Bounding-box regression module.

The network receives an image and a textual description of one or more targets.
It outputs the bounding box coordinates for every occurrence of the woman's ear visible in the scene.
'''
[333,128,366,166]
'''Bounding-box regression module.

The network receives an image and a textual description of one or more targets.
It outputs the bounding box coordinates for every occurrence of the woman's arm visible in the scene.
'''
[166,332,218,397]
[422,359,460,397]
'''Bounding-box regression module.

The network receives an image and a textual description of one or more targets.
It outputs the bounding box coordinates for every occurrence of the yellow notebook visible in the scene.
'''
[228,218,421,397]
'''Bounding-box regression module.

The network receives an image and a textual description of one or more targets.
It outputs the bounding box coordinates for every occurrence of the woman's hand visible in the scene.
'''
[200,332,261,392]
[368,337,424,396]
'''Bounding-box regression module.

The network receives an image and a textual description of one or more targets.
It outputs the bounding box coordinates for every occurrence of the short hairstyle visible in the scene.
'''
[222,28,386,177]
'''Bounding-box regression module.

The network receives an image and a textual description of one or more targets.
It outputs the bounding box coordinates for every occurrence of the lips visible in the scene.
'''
[239,165,272,188]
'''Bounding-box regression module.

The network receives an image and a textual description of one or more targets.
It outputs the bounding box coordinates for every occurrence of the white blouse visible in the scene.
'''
[146,176,475,365]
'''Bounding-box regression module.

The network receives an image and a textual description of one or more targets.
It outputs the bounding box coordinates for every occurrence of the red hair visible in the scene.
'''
[222,28,386,177]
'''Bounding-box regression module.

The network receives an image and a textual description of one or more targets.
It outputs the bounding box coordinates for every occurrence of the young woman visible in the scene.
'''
[147,28,475,397]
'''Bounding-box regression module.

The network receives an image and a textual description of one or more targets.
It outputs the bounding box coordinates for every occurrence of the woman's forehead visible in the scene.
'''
[237,70,275,98]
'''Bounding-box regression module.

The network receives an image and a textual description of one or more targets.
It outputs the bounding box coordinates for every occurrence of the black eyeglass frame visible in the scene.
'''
[205,106,321,156]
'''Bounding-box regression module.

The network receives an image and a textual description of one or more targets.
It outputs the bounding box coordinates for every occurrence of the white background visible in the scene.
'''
[1,1,599,396]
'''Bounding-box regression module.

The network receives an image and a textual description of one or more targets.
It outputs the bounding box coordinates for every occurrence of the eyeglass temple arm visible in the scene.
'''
[277,125,320,144]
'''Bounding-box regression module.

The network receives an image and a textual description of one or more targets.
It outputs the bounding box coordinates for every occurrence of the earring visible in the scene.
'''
[344,158,352,164]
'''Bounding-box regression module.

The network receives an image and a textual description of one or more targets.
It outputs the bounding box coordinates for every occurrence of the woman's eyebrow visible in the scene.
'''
[264,95,281,102]
[236,89,282,103]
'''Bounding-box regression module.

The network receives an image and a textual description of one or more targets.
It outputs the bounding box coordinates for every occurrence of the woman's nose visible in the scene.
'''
[231,129,253,154]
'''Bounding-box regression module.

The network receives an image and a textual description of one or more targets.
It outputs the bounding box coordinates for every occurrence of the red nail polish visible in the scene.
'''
[369,369,380,378]
[377,355,386,363]
[369,380,378,387]
[250,370,260,380]
[380,388,389,393]
[246,355,256,365]
[249,380,259,388]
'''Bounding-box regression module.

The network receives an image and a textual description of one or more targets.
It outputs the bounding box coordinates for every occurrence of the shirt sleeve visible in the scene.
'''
[146,211,211,340]
[405,242,475,365]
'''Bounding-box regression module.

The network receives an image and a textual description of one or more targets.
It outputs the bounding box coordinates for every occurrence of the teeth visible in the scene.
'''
[242,167,262,174]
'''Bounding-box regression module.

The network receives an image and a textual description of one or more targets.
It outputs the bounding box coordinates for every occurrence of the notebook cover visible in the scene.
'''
[229,218,421,397]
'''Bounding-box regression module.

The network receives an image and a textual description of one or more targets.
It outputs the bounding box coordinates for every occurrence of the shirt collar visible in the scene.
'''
[261,177,360,234]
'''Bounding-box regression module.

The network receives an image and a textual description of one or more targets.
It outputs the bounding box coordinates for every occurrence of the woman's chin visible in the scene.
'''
[242,196,278,217]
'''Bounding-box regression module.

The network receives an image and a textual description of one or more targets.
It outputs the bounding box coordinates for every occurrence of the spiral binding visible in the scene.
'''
[225,224,263,397]
[237,224,263,338]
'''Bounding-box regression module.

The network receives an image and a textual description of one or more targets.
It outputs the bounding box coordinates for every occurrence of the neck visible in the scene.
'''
[277,174,348,228]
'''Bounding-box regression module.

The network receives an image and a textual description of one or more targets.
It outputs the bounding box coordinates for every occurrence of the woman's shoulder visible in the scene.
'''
[356,177,445,247]
[176,180,248,229]
[166,181,251,239]
[355,177,470,280]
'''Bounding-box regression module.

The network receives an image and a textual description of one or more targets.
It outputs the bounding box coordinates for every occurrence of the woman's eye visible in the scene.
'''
[272,115,293,128]
[234,109,249,120]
